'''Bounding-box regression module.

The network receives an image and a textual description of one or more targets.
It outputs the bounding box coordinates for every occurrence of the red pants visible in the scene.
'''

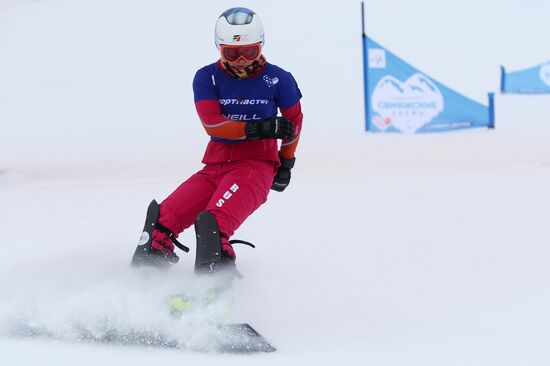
[158,160,276,258]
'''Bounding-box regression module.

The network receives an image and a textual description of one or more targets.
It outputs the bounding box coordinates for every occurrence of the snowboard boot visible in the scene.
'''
[131,200,189,269]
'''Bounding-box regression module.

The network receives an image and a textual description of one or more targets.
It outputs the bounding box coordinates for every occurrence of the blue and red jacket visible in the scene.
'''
[193,60,303,164]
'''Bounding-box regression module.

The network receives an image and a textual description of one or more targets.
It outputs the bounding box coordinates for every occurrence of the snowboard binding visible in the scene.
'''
[131,200,189,268]
[194,211,254,278]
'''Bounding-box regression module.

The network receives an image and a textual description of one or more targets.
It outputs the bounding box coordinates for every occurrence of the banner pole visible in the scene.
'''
[361,1,370,131]
[361,1,365,35]
[488,92,495,129]
[500,66,506,94]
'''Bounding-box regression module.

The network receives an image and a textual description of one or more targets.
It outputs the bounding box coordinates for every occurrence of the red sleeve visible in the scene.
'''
[195,99,246,140]
[279,101,303,159]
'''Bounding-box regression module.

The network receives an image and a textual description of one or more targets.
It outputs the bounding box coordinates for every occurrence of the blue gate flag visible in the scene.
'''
[501,62,550,94]
[362,36,495,133]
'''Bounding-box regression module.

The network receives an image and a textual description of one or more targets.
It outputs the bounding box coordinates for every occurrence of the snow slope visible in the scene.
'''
[1,0,550,365]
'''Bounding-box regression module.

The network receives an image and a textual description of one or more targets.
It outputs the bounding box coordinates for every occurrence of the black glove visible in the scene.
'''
[245,117,294,140]
[271,156,296,192]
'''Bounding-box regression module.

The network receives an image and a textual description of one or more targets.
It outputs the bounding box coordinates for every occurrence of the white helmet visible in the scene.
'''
[215,7,264,49]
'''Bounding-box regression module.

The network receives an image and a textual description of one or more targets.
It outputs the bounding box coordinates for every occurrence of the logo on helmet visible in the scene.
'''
[232,35,249,42]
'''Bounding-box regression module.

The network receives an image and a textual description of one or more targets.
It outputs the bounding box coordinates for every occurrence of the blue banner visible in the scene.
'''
[501,62,550,94]
[362,36,495,133]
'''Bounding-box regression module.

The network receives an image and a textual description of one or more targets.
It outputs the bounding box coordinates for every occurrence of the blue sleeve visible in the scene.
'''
[193,68,218,102]
[275,72,302,109]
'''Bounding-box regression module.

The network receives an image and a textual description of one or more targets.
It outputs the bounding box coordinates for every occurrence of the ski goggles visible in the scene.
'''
[220,43,262,62]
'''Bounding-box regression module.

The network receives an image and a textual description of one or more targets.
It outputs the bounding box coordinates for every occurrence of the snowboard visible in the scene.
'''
[11,319,276,353]
[8,204,277,353]
[76,322,277,353]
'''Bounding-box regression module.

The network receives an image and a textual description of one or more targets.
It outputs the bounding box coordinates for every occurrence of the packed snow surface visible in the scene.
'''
[1,0,550,365]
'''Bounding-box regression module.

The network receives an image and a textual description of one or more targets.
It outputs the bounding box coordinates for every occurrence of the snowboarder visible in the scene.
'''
[131,7,303,275]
